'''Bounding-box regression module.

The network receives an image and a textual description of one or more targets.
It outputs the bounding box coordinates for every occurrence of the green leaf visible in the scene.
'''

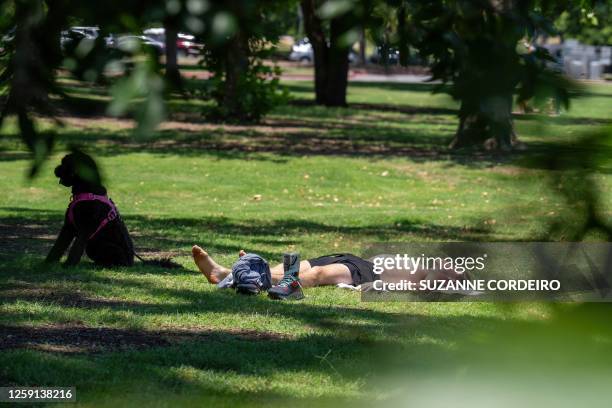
[318,0,354,19]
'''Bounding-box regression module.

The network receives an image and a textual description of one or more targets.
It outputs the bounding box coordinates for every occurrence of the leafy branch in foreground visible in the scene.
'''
[0,0,68,176]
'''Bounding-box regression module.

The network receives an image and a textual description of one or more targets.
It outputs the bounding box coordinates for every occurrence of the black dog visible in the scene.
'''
[45,151,135,267]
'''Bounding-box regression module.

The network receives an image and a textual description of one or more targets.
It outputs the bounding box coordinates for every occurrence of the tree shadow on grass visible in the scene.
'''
[0,312,473,405]
[0,207,491,261]
[1,121,524,168]
[0,274,408,335]
[0,149,31,162]
[6,86,606,168]
[5,278,611,405]
[2,305,611,405]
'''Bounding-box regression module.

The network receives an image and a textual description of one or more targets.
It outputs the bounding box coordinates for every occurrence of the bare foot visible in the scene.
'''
[192,245,230,284]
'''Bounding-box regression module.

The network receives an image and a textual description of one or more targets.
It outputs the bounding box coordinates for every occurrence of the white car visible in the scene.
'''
[289,38,357,64]
[289,38,313,63]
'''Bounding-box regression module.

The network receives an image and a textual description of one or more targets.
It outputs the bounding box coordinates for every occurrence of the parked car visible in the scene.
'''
[289,38,313,63]
[177,33,203,57]
[289,37,357,64]
[143,28,203,57]
[110,35,165,56]
[61,27,115,52]
[143,28,164,43]
[61,28,92,51]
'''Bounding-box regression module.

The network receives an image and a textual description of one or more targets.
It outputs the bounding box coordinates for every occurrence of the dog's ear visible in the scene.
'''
[55,154,76,187]
[55,149,103,189]
[70,149,102,187]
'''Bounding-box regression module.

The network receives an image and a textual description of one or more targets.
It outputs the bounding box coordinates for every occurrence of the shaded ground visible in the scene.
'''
[0,324,286,354]
[0,284,149,308]
[0,114,561,170]
[0,208,492,260]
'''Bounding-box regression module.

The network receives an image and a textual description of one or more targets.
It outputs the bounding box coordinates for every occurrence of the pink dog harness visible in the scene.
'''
[67,193,118,241]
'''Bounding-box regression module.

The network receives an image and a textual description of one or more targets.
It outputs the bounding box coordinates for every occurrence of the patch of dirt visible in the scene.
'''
[0,324,288,354]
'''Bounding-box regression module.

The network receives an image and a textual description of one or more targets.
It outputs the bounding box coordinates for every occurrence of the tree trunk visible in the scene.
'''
[358,26,366,66]
[300,0,328,105]
[447,0,525,150]
[300,0,351,107]
[450,95,517,150]
[397,4,410,67]
[311,34,329,105]
[222,33,249,119]
[163,19,181,90]
[325,47,349,106]
[326,16,351,106]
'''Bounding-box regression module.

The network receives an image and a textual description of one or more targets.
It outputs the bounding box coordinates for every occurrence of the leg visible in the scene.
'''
[269,260,313,284]
[45,223,75,263]
[270,257,353,287]
[192,245,231,284]
[298,264,353,288]
[64,238,85,266]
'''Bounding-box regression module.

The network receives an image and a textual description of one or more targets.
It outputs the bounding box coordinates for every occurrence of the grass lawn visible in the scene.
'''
[1,79,611,406]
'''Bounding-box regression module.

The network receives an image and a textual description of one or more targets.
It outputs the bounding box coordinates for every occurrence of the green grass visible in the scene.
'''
[1,80,611,407]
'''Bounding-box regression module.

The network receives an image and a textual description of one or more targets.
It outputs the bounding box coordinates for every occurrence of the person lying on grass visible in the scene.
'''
[192,245,471,299]
[192,246,375,299]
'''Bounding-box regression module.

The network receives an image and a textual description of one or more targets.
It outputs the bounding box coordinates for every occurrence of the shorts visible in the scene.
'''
[307,253,376,285]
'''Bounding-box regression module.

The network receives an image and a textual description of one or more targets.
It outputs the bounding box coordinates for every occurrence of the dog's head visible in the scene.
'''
[55,150,103,190]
